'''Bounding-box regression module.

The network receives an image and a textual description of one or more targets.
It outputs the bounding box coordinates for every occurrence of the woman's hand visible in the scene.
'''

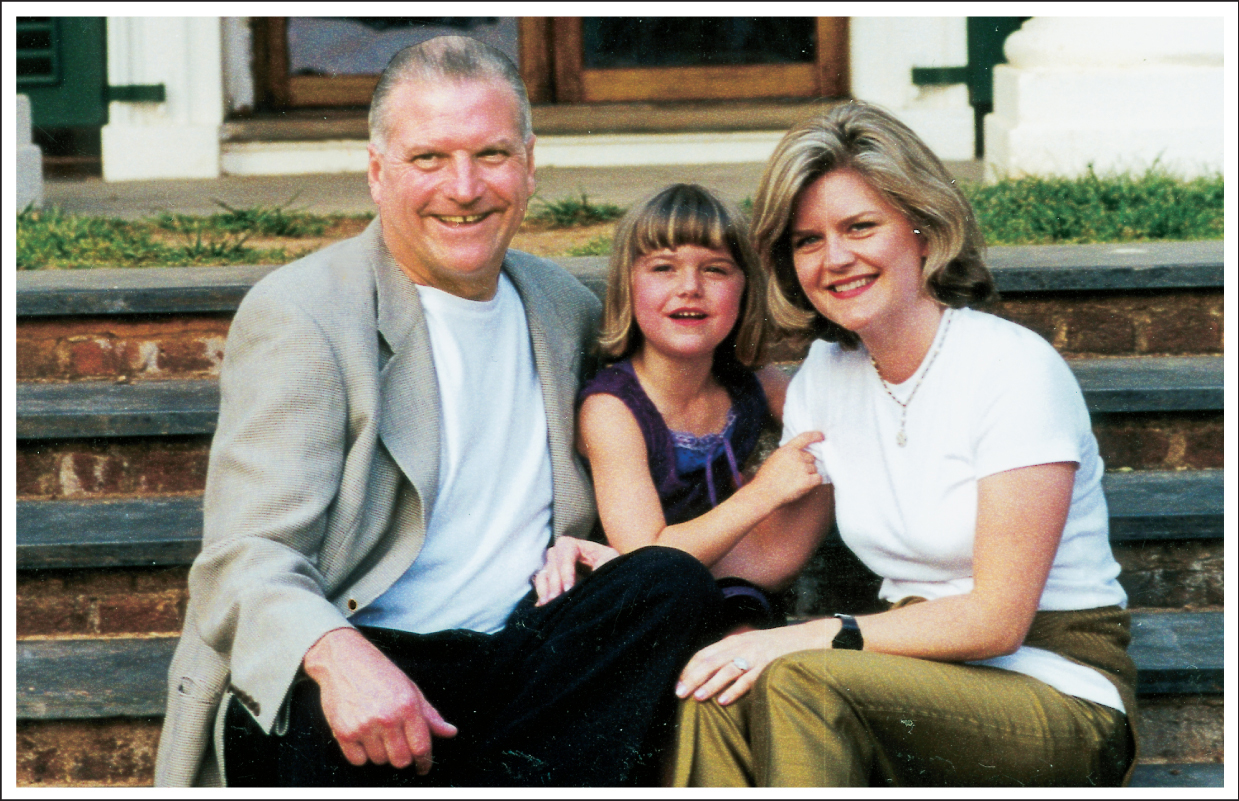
[532,536,620,606]
[746,431,824,508]
[675,619,830,706]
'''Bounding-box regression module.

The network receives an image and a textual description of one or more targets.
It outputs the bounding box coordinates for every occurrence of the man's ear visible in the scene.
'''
[525,135,537,195]
[367,144,384,206]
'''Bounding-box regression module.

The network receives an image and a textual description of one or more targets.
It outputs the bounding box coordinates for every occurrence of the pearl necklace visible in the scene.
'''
[869,309,953,447]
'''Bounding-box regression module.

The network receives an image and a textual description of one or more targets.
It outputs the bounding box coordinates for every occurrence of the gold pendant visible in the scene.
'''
[896,430,907,447]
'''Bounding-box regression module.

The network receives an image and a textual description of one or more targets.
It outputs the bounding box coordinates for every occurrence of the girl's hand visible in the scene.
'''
[747,431,824,508]
[675,620,828,705]
[532,537,620,606]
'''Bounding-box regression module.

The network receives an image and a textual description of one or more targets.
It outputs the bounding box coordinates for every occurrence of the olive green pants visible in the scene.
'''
[670,649,1130,787]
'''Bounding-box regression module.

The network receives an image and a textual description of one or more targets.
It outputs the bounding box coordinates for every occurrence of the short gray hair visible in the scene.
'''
[368,35,532,152]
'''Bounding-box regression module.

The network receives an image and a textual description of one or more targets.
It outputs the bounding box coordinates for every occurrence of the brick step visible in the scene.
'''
[14,716,1222,788]
[14,242,1226,385]
[15,611,1224,785]
[15,355,1223,441]
[14,469,1224,572]
[14,411,1221,499]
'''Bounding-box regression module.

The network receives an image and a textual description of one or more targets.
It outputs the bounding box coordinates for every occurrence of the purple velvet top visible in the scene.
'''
[578,360,771,525]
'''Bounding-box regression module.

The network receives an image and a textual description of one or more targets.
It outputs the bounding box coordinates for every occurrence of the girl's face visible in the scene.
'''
[630,244,746,362]
[790,168,931,343]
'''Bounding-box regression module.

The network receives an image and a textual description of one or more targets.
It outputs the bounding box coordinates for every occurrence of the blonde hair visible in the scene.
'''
[599,184,769,369]
[753,102,995,348]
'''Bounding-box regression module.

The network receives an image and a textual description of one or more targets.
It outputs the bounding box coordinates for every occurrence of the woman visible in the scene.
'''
[669,102,1137,787]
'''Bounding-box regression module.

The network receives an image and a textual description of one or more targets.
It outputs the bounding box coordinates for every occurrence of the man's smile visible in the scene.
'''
[432,212,491,225]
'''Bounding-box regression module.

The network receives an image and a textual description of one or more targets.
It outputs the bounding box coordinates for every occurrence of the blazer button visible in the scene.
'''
[347,598,358,611]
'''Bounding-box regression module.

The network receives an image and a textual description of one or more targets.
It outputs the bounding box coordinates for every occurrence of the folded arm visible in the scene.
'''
[679,462,1076,703]
[577,393,823,572]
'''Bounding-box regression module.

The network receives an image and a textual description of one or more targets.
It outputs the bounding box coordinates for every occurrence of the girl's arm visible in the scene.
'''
[578,393,823,571]
[678,461,1075,704]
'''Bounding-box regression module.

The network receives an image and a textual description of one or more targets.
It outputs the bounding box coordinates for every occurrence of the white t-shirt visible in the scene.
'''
[782,308,1127,710]
[351,274,553,634]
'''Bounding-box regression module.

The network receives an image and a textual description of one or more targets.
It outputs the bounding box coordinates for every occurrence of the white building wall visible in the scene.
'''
[101,17,224,181]
[848,17,975,161]
[222,18,255,115]
[984,17,1224,178]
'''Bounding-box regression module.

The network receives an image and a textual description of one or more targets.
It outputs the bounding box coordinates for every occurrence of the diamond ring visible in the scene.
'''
[732,657,750,672]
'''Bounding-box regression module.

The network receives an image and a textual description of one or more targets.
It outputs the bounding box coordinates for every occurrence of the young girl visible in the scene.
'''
[574,183,824,627]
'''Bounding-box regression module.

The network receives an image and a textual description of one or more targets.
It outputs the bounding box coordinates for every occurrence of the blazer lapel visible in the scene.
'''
[372,235,441,522]
[506,257,589,540]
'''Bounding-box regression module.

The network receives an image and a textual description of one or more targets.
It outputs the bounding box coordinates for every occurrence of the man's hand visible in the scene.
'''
[302,628,457,774]
[532,537,620,606]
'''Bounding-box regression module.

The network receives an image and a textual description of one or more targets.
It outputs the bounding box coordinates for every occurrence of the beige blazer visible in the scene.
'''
[153,220,601,786]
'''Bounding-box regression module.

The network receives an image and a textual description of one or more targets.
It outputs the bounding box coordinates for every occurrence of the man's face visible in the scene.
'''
[368,77,535,300]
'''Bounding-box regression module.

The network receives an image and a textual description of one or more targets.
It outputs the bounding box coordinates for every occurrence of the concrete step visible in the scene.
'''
[14,469,1224,571]
[1129,763,1223,788]
[15,355,1223,441]
[14,240,1224,317]
[16,611,1224,717]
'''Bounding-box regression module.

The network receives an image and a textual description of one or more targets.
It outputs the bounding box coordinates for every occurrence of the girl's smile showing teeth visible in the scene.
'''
[670,309,708,321]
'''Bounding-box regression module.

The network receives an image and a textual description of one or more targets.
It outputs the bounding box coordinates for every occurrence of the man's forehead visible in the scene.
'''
[382,77,527,153]
[390,76,522,122]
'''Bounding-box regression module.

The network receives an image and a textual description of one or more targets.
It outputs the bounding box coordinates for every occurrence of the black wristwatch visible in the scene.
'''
[832,613,864,650]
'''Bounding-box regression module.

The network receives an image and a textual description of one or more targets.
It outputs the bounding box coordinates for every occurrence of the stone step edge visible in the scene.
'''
[15,355,1225,441]
[14,469,1225,570]
[14,610,1223,721]
[1129,763,1224,789]
[15,239,1225,317]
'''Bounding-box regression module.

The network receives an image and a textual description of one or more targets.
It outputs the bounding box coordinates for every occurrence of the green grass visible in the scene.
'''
[154,198,336,238]
[965,167,1223,245]
[15,171,1222,269]
[16,204,373,270]
[567,234,614,257]
[528,192,625,228]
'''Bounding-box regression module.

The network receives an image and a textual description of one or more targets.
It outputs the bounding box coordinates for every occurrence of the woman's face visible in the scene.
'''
[790,168,930,342]
[631,244,746,362]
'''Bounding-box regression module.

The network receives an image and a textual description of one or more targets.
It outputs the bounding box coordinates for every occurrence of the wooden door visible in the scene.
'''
[520,17,848,104]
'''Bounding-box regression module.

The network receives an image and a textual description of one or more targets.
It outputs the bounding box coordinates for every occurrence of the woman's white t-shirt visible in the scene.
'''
[782,308,1127,710]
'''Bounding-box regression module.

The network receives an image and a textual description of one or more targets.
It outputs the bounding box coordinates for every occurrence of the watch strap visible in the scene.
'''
[832,613,864,650]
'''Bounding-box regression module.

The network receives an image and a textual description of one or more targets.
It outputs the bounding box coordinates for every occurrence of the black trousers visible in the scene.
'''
[224,546,725,787]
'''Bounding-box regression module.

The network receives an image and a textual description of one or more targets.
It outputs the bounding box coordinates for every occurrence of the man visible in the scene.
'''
[153,36,721,787]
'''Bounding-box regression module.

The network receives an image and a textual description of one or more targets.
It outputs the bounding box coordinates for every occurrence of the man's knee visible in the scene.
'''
[615,545,719,602]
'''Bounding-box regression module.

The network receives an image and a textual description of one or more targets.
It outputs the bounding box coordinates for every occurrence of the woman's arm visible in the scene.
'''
[678,461,1075,704]
[578,393,823,570]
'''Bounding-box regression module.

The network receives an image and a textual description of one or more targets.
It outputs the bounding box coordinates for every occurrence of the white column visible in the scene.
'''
[984,17,1223,179]
[17,94,44,209]
[849,17,975,161]
[101,17,224,181]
